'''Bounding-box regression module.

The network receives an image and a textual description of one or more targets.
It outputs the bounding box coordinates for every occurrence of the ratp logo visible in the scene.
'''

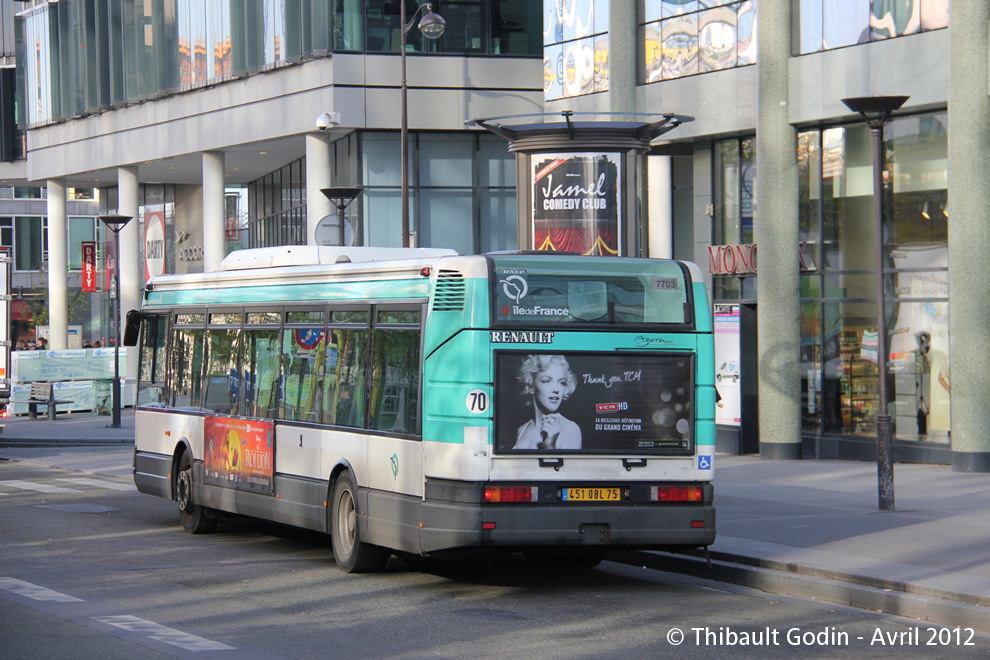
[390,453,399,480]
[499,275,528,303]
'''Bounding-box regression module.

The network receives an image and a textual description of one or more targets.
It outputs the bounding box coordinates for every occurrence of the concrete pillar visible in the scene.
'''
[118,166,141,400]
[947,1,990,472]
[647,155,673,259]
[46,179,68,350]
[202,152,225,272]
[306,133,333,245]
[608,0,636,114]
[755,0,801,459]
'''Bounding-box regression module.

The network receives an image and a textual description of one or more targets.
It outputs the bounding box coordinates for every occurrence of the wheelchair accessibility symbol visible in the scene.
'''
[698,455,712,470]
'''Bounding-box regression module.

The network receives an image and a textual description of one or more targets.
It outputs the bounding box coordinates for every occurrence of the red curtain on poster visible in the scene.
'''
[534,227,618,255]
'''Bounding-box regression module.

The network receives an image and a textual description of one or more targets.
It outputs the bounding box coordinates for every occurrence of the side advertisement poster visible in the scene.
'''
[204,417,275,494]
[714,304,741,426]
[495,351,694,455]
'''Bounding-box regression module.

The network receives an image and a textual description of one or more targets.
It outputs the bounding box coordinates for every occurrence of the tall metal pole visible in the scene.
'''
[100,213,131,429]
[112,229,122,428]
[400,0,409,248]
[398,3,444,248]
[841,95,907,512]
[869,121,894,511]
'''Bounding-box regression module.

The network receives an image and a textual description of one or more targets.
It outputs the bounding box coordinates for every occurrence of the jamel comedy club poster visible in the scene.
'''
[532,153,620,255]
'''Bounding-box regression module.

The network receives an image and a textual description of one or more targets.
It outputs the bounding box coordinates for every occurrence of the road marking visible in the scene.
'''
[93,615,236,652]
[0,577,84,602]
[0,480,80,494]
[0,578,238,652]
[57,477,136,491]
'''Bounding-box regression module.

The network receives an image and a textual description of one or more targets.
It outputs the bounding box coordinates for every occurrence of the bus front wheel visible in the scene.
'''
[330,472,389,573]
[176,452,218,534]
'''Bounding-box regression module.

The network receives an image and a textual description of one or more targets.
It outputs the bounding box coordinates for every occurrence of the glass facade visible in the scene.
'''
[796,0,948,54]
[249,131,516,254]
[714,112,949,445]
[543,0,610,100]
[16,0,542,128]
[642,0,756,84]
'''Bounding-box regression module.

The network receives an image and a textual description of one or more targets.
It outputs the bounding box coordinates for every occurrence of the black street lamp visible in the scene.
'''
[400,2,445,247]
[320,187,362,246]
[841,95,909,512]
[99,213,132,429]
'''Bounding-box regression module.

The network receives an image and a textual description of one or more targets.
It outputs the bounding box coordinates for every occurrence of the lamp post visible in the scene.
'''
[400,2,445,247]
[320,187,362,246]
[99,213,132,429]
[841,95,909,512]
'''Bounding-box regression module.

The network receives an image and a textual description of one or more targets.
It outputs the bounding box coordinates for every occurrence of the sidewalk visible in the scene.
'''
[0,412,987,631]
[0,406,135,446]
[638,455,990,632]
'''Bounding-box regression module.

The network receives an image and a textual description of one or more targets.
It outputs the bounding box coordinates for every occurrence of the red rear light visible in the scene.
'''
[651,486,703,502]
[484,487,535,503]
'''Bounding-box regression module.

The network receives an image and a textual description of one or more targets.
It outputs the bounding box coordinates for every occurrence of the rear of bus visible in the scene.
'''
[420,253,715,558]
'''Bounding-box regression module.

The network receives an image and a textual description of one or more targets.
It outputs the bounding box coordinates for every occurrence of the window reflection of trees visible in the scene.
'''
[370,328,420,433]
[280,328,326,423]
[171,327,204,409]
[203,328,241,415]
[243,328,281,418]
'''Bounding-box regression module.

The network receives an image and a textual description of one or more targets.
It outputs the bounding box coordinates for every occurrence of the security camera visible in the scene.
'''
[316,111,338,131]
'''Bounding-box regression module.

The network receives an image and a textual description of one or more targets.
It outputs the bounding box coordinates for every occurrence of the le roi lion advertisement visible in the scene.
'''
[204,417,275,494]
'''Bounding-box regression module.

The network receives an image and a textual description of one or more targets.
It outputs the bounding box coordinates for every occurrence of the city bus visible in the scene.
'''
[127,246,716,572]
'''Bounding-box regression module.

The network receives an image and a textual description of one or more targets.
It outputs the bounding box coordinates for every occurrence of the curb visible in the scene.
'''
[614,551,989,633]
[0,439,133,448]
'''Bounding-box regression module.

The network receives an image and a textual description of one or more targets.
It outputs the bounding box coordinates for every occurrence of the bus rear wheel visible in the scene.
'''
[176,452,218,534]
[330,472,389,573]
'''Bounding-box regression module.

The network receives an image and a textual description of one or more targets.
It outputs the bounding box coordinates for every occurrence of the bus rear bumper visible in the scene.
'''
[418,500,716,554]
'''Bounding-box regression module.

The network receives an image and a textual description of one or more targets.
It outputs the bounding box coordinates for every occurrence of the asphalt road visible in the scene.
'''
[1,459,988,659]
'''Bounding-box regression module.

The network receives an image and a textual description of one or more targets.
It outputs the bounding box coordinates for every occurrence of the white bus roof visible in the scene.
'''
[220,246,459,271]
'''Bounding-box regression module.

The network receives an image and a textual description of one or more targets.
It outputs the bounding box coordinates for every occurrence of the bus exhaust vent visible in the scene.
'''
[432,270,466,311]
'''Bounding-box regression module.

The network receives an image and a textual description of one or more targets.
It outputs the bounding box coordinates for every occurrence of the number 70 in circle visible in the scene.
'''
[466,389,489,414]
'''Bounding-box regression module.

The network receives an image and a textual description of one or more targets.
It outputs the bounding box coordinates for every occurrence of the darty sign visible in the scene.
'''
[144,210,166,283]
[709,242,818,275]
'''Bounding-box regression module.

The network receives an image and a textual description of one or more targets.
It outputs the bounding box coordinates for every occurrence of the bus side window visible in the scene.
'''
[369,308,421,434]
[327,309,369,428]
[170,315,206,410]
[137,314,167,407]
[279,324,326,423]
[243,311,281,419]
[203,312,242,416]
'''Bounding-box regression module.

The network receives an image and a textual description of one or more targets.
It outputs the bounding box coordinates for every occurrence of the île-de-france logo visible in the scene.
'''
[499,274,528,303]
[390,453,399,480]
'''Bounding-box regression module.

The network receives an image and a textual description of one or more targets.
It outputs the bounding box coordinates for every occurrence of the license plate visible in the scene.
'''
[563,487,620,502]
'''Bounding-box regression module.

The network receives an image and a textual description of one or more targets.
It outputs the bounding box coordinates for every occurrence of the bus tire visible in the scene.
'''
[330,472,389,573]
[176,451,218,534]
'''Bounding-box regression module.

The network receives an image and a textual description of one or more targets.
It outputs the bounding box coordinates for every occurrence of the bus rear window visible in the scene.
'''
[491,256,692,326]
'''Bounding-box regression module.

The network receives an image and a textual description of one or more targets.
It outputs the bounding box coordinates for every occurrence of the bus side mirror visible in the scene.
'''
[123,310,143,347]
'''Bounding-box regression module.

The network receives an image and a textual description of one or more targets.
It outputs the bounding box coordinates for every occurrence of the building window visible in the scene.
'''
[798,112,949,444]
[713,137,755,246]
[797,0,948,55]
[544,0,610,100]
[642,0,756,84]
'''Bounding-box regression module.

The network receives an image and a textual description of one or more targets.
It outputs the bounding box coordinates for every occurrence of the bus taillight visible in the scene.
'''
[651,486,703,502]
[484,487,536,503]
